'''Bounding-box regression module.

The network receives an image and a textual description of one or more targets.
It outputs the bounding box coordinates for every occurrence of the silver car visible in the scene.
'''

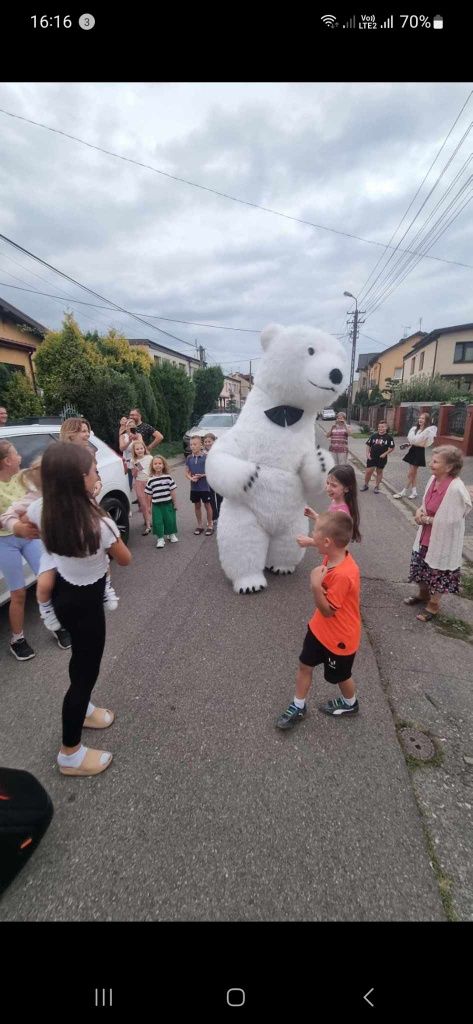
[183,412,239,454]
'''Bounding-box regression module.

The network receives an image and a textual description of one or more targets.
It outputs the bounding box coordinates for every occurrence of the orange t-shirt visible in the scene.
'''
[309,551,361,655]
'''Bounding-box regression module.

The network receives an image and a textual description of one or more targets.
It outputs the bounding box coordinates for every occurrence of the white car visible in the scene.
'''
[183,411,240,454]
[0,420,131,607]
[321,408,336,420]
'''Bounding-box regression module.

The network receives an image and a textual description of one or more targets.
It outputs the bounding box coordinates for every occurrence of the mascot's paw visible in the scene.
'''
[243,465,261,493]
[234,573,267,595]
[266,566,295,575]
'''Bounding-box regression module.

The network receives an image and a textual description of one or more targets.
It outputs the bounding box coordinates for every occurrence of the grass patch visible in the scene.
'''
[424,830,457,921]
[158,441,185,460]
[460,569,473,601]
[435,614,473,643]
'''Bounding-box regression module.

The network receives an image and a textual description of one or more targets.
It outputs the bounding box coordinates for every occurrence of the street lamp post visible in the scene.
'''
[343,290,363,423]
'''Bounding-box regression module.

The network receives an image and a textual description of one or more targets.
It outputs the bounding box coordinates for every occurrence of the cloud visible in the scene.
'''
[0,81,472,372]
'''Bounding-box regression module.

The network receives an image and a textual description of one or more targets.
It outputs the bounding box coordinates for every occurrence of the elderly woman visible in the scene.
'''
[404,445,472,622]
[327,411,352,466]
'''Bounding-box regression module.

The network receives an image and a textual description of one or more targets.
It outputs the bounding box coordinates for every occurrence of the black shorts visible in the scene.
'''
[367,457,386,469]
[299,629,356,684]
[190,491,212,504]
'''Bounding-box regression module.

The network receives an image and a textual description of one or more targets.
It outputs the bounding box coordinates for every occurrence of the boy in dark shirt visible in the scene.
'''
[185,436,214,535]
[360,421,395,493]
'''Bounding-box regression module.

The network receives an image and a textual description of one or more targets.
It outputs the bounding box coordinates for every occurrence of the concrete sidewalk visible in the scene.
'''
[334,433,473,920]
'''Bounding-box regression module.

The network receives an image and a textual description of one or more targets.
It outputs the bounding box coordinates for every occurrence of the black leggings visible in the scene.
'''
[52,574,107,747]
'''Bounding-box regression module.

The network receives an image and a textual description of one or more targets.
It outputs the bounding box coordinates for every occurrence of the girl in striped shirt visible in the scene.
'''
[145,455,178,549]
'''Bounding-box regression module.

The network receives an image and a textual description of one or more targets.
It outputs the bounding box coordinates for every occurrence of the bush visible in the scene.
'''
[2,372,44,419]
[192,366,224,421]
[394,373,470,404]
[150,362,194,439]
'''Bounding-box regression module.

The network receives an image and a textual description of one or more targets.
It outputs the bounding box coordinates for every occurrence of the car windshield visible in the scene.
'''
[198,414,234,428]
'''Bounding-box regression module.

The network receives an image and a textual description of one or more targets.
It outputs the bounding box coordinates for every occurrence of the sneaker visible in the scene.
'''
[393,488,407,499]
[39,602,61,632]
[275,702,307,730]
[142,526,151,536]
[373,486,380,494]
[103,580,119,611]
[319,697,359,717]
[156,538,165,548]
[169,534,179,543]
[10,637,35,661]
[408,489,417,499]
[55,628,72,650]
[360,484,369,492]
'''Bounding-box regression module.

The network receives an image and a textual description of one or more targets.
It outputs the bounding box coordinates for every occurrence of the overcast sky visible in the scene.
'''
[0,82,472,378]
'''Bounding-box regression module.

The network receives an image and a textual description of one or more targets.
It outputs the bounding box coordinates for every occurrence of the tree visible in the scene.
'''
[148,370,171,440]
[150,362,195,439]
[2,371,44,419]
[35,314,104,414]
[192,366,224,421]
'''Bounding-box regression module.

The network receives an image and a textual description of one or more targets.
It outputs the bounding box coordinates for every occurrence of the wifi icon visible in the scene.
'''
[320,14,337,27]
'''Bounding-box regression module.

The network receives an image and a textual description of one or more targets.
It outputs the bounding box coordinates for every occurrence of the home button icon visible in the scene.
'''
[227,988,246,1007]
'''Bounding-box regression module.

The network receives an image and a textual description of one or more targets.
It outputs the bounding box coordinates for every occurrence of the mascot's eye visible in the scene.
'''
[308,347,315,355]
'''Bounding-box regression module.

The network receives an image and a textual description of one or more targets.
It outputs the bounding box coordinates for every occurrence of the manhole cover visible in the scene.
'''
[399,728,435,762]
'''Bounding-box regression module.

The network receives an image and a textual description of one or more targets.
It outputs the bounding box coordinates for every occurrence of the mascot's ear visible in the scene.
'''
[260,323,283,351]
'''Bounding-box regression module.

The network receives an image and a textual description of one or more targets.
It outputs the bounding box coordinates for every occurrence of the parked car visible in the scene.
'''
[0,419,131,607]
[183,411,240,454]
[321,408,336,420]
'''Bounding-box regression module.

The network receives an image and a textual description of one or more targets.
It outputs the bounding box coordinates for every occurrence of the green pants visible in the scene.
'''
[152,501,177,538]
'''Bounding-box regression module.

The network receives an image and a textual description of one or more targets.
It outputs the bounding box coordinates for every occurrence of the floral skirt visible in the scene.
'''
[408,545,461,595]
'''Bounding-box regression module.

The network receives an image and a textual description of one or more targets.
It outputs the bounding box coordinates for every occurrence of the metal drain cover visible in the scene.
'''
[399,728,435,761]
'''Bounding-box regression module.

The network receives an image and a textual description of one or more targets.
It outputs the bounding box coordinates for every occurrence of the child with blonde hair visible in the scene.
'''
[0,457,69,647]
[130,437,153,535]
[145,455,178,548]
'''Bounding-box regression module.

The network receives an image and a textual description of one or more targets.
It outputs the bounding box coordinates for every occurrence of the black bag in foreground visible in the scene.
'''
[0,768,54,896]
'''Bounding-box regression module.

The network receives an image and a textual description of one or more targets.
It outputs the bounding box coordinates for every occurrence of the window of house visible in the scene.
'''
[454,341,473,363]
[392,367,403,379]
[410,358,415,375]
[419,352,424,370]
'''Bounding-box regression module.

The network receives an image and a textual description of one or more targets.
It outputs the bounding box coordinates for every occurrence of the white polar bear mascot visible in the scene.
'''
[205,323,348,594]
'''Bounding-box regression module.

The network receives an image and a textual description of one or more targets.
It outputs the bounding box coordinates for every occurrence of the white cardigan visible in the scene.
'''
[413,476,472,570]
[407,425,437,447]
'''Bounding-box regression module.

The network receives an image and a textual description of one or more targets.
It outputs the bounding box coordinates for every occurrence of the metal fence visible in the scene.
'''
[447,403,467,437]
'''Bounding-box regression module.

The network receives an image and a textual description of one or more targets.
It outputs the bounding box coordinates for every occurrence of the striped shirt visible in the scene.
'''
[145,474,176,503]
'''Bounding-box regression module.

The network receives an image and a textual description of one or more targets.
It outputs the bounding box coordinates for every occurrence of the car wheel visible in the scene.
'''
[100,496,130,545]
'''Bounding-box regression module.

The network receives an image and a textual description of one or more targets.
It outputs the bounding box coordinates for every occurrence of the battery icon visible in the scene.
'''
[433,14,443,28]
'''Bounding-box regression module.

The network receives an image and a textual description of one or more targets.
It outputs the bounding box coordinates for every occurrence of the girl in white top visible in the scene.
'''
[394,412,437,499]
[26,443,131,778]
[130,437,153,535]
[119,417,136,489]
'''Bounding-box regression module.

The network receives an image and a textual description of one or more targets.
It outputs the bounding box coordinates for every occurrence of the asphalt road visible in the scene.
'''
[0,459,444,921]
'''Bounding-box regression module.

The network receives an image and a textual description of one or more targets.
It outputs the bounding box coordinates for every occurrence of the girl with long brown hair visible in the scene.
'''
[24,443,132,777]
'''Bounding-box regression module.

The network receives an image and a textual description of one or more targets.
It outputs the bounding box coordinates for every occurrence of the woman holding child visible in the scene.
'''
[405,445,472,622]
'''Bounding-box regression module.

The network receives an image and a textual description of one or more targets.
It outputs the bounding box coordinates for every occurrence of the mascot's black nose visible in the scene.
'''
[329,368,343,385]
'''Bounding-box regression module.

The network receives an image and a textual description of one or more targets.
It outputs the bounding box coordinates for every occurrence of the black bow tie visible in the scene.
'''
[264,405,304,427]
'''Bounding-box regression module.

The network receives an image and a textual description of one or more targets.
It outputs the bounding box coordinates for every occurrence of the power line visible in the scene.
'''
[0,232,197,350]
[0,278,261,333]
[1,106,473,272]
[358,89,473,304]
[362,125,473,314]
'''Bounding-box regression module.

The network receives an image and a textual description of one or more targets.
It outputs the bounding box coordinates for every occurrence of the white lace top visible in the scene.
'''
[28,498,120,586]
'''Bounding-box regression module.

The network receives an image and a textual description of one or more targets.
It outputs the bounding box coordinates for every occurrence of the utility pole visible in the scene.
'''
[249,360,252,389]
[344,292,365,423]
[199,345,206,367]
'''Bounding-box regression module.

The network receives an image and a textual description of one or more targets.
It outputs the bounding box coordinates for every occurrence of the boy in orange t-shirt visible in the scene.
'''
[276,511,361,729]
